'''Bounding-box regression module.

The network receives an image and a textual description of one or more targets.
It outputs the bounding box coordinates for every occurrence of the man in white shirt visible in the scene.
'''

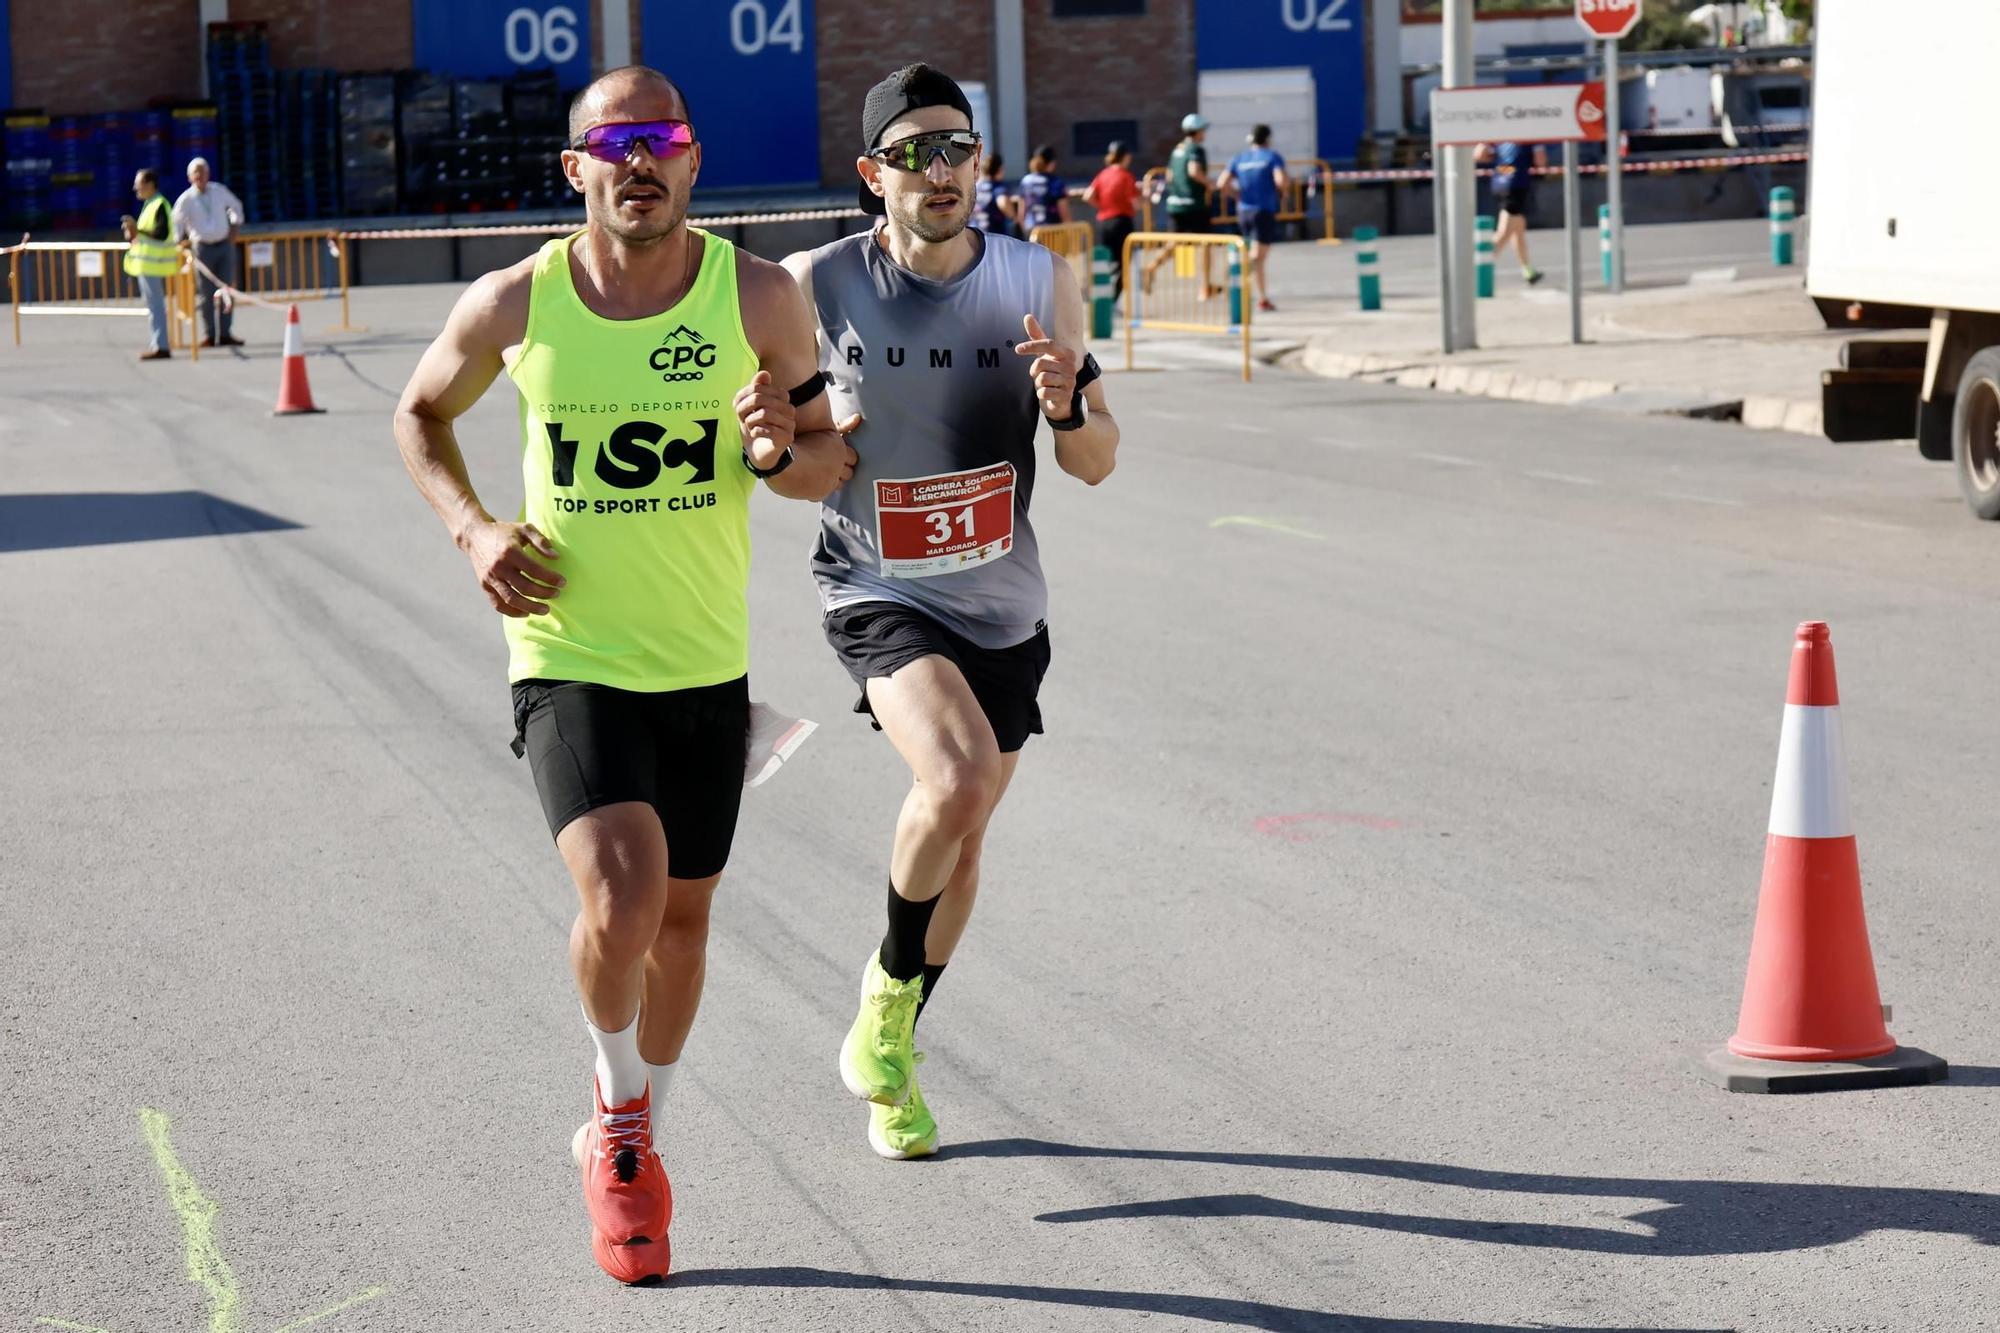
[173,157,245,347]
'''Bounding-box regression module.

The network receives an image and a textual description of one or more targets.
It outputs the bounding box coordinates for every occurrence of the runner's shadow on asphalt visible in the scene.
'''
[945,1139,2000,1258]
[0,490,301,553]
[665,1266,1709,1332]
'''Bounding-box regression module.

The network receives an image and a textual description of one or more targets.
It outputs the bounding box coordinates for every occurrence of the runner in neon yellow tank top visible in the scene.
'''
[391,65,858,1286]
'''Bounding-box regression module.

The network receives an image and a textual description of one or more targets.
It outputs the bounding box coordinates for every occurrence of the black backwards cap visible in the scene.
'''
[857,63,975,215]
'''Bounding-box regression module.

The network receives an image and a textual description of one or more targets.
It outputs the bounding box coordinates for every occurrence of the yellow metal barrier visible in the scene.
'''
[234,229,353,330]
[1028,221,1096,297]
[10,242,200,356]
[1299,158,1339,244]
[1120,232,1252,383]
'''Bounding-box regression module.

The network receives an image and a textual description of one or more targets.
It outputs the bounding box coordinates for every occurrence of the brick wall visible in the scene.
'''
[813,0,996,194]
[229,0,412,71]
[12,0,204,113]
[1023,0,1194,184]
[232,0,413,71]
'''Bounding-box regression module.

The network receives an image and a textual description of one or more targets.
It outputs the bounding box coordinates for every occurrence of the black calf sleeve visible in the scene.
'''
[879,881,940,981]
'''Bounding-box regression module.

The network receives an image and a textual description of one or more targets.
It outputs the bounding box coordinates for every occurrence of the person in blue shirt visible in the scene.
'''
[1478,140,1545,285]
[1017,146,1069,231]
[972,153,1021,237]
[1216,124,1289,312]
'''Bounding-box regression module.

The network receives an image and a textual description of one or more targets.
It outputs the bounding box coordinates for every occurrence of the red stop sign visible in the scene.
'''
[1575,0,1640,39]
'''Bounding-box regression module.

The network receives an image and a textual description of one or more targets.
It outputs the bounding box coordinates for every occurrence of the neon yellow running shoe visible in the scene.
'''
[839,951,922,1105]
[869,1054,938,1160]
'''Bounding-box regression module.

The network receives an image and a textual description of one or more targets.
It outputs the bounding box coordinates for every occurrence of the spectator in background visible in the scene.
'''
[1018,146,1068,231]
[1216,123,1289,313]
[1142,113,1217,300]
[973,153,1021,238]
[121,169,179,361]
[174,157,246,347]
[1478,141,1544,285]
[1084,141,1137,301]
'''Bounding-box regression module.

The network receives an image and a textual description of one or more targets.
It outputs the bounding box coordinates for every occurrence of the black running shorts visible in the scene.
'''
[822,601,1051,753]
[1167,209,1211,234]
[510,675,749,878]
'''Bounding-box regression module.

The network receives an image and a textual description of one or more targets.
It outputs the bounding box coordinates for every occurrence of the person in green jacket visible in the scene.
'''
[120,169,180,361]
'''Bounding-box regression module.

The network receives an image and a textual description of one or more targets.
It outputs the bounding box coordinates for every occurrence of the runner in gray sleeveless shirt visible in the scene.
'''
[782,64,1119,1161]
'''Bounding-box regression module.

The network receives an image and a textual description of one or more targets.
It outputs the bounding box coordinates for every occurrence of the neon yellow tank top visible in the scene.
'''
[504,228,758,691]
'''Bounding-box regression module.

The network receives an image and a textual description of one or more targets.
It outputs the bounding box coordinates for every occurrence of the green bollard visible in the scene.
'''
[1475,213,1495,298]
[1769,186,1796,267]
[1356,225,1381,311]
[1599,203,1613,287]
[1228,247,1244,326]
[1090,244,1114,339]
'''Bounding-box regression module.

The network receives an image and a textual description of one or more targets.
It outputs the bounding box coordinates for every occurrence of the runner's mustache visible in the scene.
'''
[618,176,670,196]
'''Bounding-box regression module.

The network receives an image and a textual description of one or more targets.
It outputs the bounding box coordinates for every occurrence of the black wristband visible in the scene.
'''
[743,444,795,478]
[1048,352,1100,432]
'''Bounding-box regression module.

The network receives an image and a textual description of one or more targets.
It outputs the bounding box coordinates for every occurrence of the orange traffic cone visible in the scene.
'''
[1698,622,1946,1092]
[273,303,324,416]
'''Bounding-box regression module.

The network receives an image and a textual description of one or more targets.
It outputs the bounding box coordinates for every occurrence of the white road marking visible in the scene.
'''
[1821,514,1911,533]
[1210,515,1326,542]
[1653,490,1746,507]
[1524,470,1601,487]
[1227,423,1273,435]
[1415,452,1481,467]
[1318,437,1373,451]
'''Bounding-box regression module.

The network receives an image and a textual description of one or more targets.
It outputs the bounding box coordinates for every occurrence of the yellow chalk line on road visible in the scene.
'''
[141,1107,243,1333]
[272,1286,388,1333]
[1209,515,1326,542]
[38,1110,385,1333]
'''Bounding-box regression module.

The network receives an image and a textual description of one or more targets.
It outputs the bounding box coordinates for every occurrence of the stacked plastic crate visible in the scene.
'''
[207,22,279,222]
[398,72,454,212]
[133,110,174,189]
[3,112,52,232]
[49,116,93,231]
[278,68,339,220]
[338,74,397,216]
[507,72,567,212]
[447,79,515,212]
[95,114,138,228]
[171,105,221,183]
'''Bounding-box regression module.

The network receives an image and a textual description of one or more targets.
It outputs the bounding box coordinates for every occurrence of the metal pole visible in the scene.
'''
[1434,154,1453,353]
[1605,36,1625,294]
[1564,140,1581,345]
[1442,0,1477,349]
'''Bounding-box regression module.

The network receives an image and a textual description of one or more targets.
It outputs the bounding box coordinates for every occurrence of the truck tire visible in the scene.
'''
[1953,347,2000,519]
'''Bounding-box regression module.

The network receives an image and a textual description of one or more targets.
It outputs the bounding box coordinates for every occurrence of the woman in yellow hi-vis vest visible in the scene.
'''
[120,169,180,361]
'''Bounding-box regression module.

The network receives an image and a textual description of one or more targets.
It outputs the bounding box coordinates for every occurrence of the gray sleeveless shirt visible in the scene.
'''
[806,225,1056,649]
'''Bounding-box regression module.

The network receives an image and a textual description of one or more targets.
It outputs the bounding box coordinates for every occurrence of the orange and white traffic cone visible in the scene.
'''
[273,303,324,416]
[1697,622,1946,1092]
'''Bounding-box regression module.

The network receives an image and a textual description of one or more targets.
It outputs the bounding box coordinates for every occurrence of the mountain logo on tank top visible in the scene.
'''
[650,324,718,383]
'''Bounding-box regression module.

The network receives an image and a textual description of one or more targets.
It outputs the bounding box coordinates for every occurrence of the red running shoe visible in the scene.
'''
[577,1083,673,1283]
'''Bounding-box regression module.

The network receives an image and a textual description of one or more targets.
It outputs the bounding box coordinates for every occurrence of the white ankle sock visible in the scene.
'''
[583,1007,649,1107]
[647,1060,678,1149]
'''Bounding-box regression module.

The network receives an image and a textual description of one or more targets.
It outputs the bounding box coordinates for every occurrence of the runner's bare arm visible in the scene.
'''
[736,252,858,501]
[1020,252,1117,485]
[394,260,565,618]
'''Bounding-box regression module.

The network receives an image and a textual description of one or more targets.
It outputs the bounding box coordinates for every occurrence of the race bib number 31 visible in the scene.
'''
[875,463,1017,580]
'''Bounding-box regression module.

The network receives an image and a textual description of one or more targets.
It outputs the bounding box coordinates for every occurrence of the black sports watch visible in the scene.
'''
[743,443,795,478]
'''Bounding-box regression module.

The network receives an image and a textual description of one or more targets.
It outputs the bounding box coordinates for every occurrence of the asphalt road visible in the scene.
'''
[4,259,1998,1333]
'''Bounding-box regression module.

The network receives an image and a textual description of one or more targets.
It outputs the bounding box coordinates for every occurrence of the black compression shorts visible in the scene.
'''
[822,602,1051,753]
[510,675,749,877]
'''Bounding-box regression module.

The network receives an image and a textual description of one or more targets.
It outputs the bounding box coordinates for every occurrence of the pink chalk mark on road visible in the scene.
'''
[1256,812,1405,842]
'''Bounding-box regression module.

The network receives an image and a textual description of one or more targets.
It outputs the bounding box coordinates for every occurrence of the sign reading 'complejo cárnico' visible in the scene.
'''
[1429,82,1607,147]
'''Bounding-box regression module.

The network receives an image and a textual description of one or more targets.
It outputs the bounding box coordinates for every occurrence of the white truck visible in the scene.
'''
[1808,0,2000,518]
